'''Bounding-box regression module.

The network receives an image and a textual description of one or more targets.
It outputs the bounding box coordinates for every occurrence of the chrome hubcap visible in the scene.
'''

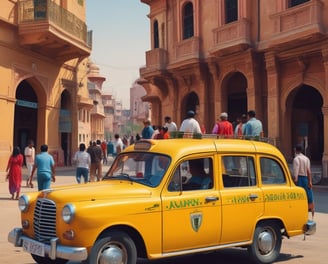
[100,245,123,264]
[258,230,274,254]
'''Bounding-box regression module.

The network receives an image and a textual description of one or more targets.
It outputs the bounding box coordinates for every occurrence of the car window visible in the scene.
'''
[222,156,256,187]
[260,157,286,184]
[168,158,213,192]
[104,152,170,187]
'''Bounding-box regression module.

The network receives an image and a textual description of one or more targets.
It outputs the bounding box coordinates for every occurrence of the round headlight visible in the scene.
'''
[18,195,29,212]
[62,204,75,223]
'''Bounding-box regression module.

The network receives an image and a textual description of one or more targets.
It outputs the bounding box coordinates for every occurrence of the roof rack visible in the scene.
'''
[169,132,277,146]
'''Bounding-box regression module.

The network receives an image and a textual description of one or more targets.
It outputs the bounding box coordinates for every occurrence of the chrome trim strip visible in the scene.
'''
[161,241,251,258]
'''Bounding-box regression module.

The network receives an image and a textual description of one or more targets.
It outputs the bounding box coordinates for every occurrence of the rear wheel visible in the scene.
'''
[88,231,137,264]
[31,254,68,264]
[248,221,282,264]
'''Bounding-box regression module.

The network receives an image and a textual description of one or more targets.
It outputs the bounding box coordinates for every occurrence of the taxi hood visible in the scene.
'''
[39,181,153,202]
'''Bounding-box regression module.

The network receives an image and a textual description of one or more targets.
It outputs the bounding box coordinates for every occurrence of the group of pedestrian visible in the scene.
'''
[140,116,178,140]
[72,135,127,184]
[210,110,263,138]
[5,140,55,198]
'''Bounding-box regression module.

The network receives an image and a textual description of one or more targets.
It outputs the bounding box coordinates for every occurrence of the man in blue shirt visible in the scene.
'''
[244,110,263,138]
[141,119,154,139]
[28,144,55,191]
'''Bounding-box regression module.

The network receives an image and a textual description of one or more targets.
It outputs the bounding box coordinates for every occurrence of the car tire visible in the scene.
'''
[31,254,68,264]
[88,231,137,264]
[248,221,282,264]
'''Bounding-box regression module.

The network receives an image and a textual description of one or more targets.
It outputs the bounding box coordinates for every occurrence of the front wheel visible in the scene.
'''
[31,254,68,264]
[248,221,282,264]
[88,231,137,264]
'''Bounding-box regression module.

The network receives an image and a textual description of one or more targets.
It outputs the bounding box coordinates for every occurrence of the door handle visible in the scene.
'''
[249,194,258,201]
[205,196,219,203]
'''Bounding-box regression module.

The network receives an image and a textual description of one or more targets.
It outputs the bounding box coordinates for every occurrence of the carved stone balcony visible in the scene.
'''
[210,18,251,57]
[18,0,92,61]
[269,0,324,48]
[174,36,200,63]
[145,48,168,71]
[91,104,105,117]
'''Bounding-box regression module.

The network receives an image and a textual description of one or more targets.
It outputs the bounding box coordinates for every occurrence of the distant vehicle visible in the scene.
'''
[8,136,316,264]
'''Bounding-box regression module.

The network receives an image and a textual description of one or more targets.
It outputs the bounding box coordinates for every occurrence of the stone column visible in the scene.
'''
[321,46,328,183]
[245,51,262,123]
[321,106,328,182]
[264,51,280,146]
[207,58,221,127]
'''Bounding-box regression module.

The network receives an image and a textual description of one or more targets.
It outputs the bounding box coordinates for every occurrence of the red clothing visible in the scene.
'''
[101,142,107,152]
[7,154,23,195]
[216,120,233,136]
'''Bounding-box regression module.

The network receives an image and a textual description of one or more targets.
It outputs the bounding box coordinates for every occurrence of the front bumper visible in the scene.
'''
[8,228,88,261]
[304,220,316,235]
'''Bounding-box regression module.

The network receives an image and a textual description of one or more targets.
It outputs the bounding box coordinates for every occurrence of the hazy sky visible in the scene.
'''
[86,1,150,108]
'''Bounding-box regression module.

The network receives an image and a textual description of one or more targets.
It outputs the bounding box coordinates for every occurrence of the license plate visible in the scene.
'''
[22,239,45,257]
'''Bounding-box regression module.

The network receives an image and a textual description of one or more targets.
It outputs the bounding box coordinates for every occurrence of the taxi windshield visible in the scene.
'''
[103,152,171,187]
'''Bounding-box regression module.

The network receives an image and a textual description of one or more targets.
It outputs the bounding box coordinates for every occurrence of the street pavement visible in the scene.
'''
[0,161,327,264]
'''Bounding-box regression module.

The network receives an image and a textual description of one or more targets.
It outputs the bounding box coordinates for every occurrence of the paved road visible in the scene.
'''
[1,165,327,264]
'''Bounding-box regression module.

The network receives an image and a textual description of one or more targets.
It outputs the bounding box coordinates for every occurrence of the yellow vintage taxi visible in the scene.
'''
[8,137,316,264]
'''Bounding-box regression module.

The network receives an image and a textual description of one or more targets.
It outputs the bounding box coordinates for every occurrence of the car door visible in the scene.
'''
[161,156,222,253]
[219,155,264,244]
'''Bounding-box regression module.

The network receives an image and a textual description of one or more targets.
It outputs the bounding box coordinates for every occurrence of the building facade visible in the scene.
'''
[102,94,115,140]
[130,80,151,132]
[139,0,328,181]
[0,0,92,170]
[87,61,106,143]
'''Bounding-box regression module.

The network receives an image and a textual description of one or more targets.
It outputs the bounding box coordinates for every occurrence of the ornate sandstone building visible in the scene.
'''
[0,0,92,170]
[139,0,328,182]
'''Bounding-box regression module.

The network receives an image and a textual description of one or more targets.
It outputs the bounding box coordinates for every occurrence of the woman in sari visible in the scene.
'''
[6,146,24,199]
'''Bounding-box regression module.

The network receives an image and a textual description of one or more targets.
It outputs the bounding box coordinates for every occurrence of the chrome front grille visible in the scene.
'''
[34,198,57,242]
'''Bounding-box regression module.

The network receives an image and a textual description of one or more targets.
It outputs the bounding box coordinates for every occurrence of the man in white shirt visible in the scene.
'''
[164,116,177,132]
[112,134,124,157]
[73,143,91,184]
[293,144,314,218]
[24,140,35,187]
[179,110,202,136]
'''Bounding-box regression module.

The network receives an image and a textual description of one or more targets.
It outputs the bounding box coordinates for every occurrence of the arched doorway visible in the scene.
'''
[225,72,248,123]
[14,80,38,153]
[289,85,323,162]
[60,90,73,166]
[181,92,200,120]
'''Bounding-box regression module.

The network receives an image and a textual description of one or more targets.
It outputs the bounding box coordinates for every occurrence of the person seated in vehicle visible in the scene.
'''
[184,159,212,190]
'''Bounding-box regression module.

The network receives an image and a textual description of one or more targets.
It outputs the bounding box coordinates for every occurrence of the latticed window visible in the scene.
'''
[154,20,159,48]
[183,2,194,39]
[225,0,238,24]
[289,0,309,7]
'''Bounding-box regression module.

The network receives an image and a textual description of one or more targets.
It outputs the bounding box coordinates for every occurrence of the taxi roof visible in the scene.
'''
[125,136,284,161]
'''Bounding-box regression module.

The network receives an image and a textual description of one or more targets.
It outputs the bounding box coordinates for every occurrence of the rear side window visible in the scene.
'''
[222,156,256,187]
[260,157,286,184]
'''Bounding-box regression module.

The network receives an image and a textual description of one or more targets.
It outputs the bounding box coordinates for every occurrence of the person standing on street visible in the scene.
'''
[112,134,124,157]
[24,139,35,187]
[141,119,154,139]
[101,140,108,164]
[73,143,91,184]
[6,146,24,199]
[87,141,103,182]
[211,112,233,137]
[29,144,55,191]
[244,110,263,138]
[164,116,177,132]
[293,144,315,219]
[179,110,202,136]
